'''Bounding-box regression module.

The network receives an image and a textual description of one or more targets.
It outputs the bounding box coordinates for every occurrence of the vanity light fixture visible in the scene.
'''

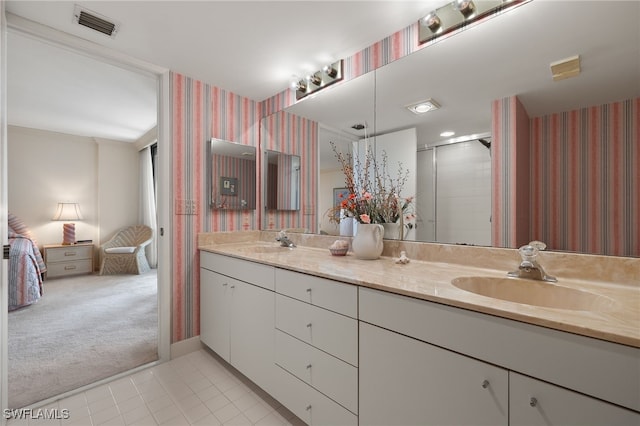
[323,64,339,78]
[422,11,442,33]
[293,59,343,100]
[418,0,525,45]
[306,73,322,86]
[453,0,476,19]
[406,99,441,114]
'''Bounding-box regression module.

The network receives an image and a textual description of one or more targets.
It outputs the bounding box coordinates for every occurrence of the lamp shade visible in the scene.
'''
[52,202,84,221]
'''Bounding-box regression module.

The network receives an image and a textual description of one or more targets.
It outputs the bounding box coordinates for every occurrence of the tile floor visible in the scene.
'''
[7,349,305,426]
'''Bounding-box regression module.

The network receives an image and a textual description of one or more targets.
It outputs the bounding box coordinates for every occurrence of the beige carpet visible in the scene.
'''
[8,270,158,409]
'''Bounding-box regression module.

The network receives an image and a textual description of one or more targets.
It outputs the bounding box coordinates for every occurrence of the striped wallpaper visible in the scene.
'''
[211,154,256,210]
[493,96,639,257]
[530,98,639,257]
[170,72,260,341]
[262,110,318,232]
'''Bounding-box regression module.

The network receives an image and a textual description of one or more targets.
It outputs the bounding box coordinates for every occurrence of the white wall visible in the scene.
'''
[374,128,417,240]
[8,126,139,257]
[319,167,345,235]
[434,141,491,246]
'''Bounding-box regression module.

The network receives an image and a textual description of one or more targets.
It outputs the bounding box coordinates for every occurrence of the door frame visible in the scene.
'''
[0,11,171,417]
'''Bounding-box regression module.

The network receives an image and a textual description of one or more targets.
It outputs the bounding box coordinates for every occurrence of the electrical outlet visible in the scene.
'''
[186,200,197,215]
[175,198,186,215]
[175,199,197,215]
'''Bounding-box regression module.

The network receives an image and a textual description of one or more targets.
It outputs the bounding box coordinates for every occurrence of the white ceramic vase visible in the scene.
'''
[381,222,403,240]
[352,223,384,260]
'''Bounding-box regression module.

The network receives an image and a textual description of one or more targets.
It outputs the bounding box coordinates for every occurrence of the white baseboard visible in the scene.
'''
[170,336,204,359]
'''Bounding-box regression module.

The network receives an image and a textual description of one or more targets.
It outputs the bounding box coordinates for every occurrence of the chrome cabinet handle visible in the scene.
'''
[482,380,490,389]
[306,364,312,369]
[530,397,538,407]
[306,288,312,293]
[306,323,312,328]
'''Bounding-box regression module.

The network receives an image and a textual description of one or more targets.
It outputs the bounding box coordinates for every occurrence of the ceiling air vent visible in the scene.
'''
[73,5,119,37]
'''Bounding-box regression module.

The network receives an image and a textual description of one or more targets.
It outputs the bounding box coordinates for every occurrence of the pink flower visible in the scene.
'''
[360,214,371,224]
[363,192,373,200]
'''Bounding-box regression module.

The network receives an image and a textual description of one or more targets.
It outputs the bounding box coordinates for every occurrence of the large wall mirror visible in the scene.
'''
[208,138,257,210]
[266,0,639,256]
[264,150,301,211]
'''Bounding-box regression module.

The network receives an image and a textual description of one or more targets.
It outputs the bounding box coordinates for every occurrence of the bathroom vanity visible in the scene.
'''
[199,233,639,425]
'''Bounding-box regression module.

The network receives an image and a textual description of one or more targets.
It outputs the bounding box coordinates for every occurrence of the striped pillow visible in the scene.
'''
[8,213,35,242]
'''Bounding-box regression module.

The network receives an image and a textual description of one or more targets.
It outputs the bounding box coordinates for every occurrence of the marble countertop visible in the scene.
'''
[199,240,640,348]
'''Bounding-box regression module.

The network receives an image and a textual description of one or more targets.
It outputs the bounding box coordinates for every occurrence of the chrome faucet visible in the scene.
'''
[507,241,557,282]
[276,230,296,248]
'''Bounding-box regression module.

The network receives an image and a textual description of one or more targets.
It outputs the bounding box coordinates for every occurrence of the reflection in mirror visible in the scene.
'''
[208,138,256,210]
[264,150,301,211]
[279,0,638,256]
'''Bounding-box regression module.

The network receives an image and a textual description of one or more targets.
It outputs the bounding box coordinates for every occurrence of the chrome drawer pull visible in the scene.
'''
[64,252,77,256]
[64,265,77,270]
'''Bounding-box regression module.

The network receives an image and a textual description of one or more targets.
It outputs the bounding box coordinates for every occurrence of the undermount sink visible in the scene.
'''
[451,276,615,311]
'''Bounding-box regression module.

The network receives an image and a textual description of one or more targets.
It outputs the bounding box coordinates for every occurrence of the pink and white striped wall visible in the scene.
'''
[171,72,260,341]
[493,96,639,257]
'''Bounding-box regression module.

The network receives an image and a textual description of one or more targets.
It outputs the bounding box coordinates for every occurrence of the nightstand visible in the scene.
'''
[43,243,94,278]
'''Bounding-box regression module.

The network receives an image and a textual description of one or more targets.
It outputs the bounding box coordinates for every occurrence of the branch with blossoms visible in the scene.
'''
[327,141,414,225]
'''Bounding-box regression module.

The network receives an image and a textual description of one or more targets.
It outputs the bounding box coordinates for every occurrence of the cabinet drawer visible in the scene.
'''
[46,260,93,278]
[272,365,358,426]
[46,245,92,262]
[276,294,357,366]
[200,251,274,290]
[275,330,357,414]
[275,268,357,318]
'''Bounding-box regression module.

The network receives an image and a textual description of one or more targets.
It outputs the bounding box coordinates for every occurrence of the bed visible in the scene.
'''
[8,213,46,311]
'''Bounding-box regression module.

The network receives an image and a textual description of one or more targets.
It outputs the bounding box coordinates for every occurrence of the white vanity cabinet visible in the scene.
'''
[509,372,640,425]
[360,321,509,426]
[272,269,358,426]
[359,286,640,426]
[200,252,276,394]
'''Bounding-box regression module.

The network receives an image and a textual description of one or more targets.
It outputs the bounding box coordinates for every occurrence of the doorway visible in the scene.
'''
[2,19,170,410]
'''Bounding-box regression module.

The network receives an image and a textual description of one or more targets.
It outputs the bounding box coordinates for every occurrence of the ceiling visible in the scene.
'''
[287,0,640,159]
[6,1,640,146]
[6,0,436,142]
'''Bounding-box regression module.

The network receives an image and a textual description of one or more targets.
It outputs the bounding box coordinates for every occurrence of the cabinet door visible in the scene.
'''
[200,269,230,362]
[359,322,508,426]
[230,281,275,394]
[510,372,640,426]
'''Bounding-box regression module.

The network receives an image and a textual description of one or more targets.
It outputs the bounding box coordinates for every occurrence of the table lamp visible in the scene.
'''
[52,202,83,245]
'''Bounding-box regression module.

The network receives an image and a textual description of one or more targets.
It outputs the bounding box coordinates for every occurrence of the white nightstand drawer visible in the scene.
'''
[46,245,92,262]
[275,294,358,366]
[275,268,357,318]
[275,330,358,414]
[46,259,93,278]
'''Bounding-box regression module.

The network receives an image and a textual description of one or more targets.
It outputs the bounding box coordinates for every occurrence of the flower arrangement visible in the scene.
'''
[328,142,415,225]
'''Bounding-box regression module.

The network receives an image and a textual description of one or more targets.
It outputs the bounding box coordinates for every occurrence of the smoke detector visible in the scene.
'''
[550,55,580,81]
[73,5,119,38]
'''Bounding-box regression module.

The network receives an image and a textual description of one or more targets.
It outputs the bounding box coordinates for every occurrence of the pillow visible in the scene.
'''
[105,247,136,254]
[8,213,35,242]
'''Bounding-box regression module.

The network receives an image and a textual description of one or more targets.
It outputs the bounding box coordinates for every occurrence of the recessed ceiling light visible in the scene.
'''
[440,131,455,137]
[406,99,440,115]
